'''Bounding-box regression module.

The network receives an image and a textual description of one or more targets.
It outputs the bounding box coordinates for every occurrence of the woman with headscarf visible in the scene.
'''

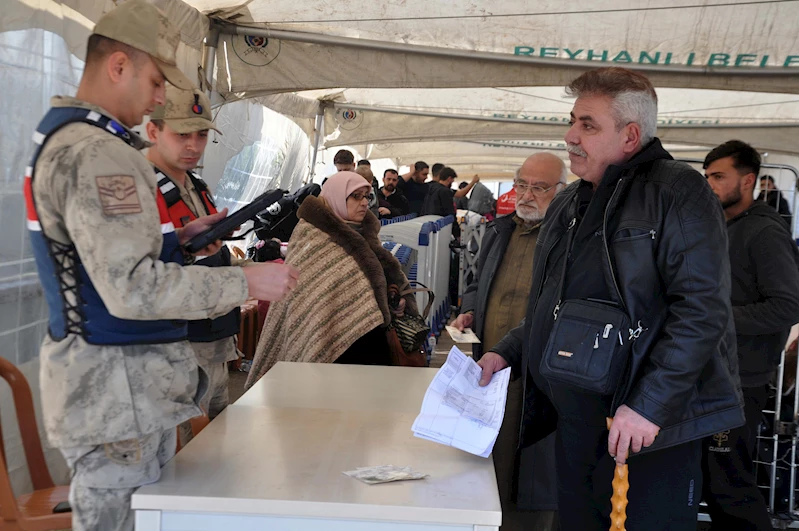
[245,171,419,388]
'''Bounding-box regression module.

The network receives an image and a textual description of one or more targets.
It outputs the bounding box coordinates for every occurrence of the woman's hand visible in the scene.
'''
[391,297,406,317]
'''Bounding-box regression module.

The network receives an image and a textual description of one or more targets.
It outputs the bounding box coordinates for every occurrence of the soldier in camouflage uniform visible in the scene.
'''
[23,2,299,530]
[146,86,242,445]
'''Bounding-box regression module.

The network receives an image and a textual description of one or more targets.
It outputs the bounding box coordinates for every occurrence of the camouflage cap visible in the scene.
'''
[92,0,193,90]
[150,86,221,134]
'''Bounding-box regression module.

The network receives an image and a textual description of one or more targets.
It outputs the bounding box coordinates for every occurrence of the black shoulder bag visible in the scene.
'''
[539,217,643,395]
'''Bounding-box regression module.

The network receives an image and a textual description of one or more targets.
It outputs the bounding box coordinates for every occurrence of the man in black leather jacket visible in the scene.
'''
[703,140,799,531]
[477,67,744,531]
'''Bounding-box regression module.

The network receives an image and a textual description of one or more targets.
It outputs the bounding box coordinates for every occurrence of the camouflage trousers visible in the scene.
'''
[60,429,176,531]
[178,361,230,447]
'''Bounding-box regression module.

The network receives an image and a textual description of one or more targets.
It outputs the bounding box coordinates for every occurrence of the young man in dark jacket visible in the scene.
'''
[379,168,410,217]
[398,161,430,215]
[477,67,744,531]
[421,166,457,217]
[421,167,461,238]
[704,140,799,530]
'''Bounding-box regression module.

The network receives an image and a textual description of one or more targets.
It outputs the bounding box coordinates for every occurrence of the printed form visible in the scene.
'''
[412,346,511,457]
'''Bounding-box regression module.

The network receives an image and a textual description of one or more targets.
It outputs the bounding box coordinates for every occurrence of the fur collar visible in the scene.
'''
[298,196,392,324]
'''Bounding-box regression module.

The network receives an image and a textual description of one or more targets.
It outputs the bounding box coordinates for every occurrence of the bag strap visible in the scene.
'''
[390,281,435,320]
[552,170,636,319]
[552,217,577,320]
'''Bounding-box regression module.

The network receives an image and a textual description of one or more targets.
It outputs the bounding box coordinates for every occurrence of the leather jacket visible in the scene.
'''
[492,139,745,453]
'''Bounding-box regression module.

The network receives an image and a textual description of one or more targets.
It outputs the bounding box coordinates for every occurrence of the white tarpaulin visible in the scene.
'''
[200,0,799,94]
[319,101,799,154]
[7,0,799,158]
[360,140,713,173]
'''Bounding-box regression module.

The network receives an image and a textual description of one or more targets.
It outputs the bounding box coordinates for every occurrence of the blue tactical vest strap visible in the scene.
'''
[26,106,188,345]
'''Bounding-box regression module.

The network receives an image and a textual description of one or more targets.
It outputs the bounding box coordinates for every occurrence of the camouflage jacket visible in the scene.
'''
[32,97,249,447]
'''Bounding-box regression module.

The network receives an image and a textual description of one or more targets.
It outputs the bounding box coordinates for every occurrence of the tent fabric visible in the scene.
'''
[190,0,799,94]
[198,0,799,100]
[0,25,84,497]
[357,140,714,175]
[319,103,799,154]
[7,0,799,157]
[203,99,311,211]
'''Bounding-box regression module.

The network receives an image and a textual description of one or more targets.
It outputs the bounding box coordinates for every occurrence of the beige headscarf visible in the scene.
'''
[320,171,371,221]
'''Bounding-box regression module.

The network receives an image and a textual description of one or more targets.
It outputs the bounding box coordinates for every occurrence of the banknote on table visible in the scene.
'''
[446,325,481,343]
[343,465,429,485]
[411,346,510,457]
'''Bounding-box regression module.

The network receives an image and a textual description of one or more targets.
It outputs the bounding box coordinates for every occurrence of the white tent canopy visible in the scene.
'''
[351,140,716,177]
[6,0,799,159]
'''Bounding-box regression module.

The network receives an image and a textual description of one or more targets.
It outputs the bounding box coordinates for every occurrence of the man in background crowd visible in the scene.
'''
[704,140,799,530]
[379,168,410,217]
[757,174,793,230]
[354,162,381,218]
[333,149,356,171]
[398,161,430,214]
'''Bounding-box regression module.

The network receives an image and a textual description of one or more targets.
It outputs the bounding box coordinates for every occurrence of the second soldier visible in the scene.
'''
[146,86,241,444]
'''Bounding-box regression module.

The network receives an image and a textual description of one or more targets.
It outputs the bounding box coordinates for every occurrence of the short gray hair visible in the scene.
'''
[566,67,658,147]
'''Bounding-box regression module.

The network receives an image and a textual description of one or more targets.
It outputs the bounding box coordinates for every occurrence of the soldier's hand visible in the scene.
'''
[452,313,473,332]
[471,174,480,184]
[243,262,300,301]
[178,209,228,255]
[477,352,508,387]
[607,404,660,465]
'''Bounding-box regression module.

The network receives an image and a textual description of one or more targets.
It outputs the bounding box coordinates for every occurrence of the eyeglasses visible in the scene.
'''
[349,191,375,202]
[513,181,561,196]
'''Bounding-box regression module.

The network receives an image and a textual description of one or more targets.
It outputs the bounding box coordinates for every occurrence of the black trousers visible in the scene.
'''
[702,384,772,531]
[555,419,702,531]
[493,379,558,530]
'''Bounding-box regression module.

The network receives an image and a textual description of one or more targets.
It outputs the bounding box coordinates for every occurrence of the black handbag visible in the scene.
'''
[386,283,434,366]
[539,217,645,395]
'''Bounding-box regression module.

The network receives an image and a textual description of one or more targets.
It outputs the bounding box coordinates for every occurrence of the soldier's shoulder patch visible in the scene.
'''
[96,175,142,216]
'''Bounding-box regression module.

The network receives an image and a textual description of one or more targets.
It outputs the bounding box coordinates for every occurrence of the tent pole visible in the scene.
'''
[219,25,795,78]
[308,109,324,182]
[203,24,221,96]
[328,102,798,129]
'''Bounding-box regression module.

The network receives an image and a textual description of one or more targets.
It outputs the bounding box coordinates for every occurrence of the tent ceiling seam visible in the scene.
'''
[218,25,798,77]
[328,102,799,128]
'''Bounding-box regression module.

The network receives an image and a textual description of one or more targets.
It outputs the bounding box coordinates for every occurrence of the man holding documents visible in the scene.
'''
[476,67,743,530]
[453,152,567,530]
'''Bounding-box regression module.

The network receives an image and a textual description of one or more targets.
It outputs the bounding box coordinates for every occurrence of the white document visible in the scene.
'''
[411,346,510,457]
[446,325,481,344]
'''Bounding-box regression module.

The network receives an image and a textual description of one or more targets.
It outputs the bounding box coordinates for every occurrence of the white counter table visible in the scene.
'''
[132,362,502,531]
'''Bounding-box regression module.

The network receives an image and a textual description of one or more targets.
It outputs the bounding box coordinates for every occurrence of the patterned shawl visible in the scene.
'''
[245,196,417,388]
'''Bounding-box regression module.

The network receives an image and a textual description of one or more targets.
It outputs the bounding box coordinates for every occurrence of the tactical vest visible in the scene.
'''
[24,106,188,345]
[156,170,241,343]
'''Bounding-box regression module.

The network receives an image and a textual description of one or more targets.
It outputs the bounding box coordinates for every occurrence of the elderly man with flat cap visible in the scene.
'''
[24,2,298,529]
